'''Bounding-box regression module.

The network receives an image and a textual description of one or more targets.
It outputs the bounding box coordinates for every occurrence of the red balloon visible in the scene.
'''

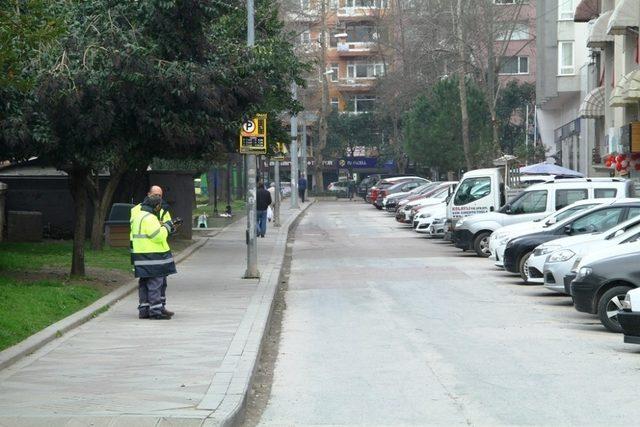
[605,160,612,167]
[616,154,624,163]
[616,163,623,171]
[636,163,640,171]
[632,153,640,160]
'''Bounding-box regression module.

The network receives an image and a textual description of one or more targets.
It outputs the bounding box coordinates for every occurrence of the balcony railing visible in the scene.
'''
[337,7,385,19]
[336,42,378,56]
[333,78,376,92]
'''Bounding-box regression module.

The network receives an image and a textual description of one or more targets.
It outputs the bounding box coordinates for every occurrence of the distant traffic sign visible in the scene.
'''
[272,142,287,161]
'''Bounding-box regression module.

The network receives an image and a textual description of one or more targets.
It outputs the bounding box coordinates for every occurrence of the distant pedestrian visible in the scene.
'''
[130,195,178,320]
[298,174,307,203]
[256,181,272,237]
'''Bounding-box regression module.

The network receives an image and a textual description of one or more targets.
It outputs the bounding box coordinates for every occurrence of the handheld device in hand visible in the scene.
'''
[173,217,184,226]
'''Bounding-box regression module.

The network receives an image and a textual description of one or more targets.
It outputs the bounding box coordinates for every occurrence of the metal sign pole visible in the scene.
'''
[244,0,259,279]
[290,82,300,209]
[274,160,281,227]
[302,116,308,183]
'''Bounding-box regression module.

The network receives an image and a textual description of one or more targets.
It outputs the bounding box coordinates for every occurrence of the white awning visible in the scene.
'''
[579,86,605,118]
[607,0,639,35]
[622,69,640,100]
[587,10,614,48]
[610,72,634,107]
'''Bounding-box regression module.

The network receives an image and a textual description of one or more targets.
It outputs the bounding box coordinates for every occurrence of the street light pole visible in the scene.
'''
[290,82,300,209]
[244,0,259,279]
[302,115,308,183]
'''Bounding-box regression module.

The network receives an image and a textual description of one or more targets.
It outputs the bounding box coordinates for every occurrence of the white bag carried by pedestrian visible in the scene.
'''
[267,206,273,222]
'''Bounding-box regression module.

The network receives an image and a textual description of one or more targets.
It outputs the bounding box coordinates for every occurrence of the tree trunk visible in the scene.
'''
[456,0,473,172]
[68,168,88,277]
[89,168,125,251]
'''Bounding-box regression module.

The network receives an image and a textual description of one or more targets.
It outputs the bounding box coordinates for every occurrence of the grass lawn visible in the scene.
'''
[0,241,131,272]
[0,277,102,350]
[194,199,246,228]
[0,238,192,352]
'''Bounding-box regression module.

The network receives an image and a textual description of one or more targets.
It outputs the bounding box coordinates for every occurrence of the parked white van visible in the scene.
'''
[450,176,633,257]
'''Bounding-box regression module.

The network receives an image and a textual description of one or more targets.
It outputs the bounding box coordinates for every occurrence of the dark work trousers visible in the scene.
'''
[299,188,306,203]
[138,276,165,316]
[161,277,168,308]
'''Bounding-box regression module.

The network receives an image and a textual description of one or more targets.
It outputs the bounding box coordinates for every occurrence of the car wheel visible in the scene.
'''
[473,232,491,258]
[597,285,633,333]
[518,252,532,282]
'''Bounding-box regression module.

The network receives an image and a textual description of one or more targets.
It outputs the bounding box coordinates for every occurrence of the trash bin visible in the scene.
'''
[105,203,134,247]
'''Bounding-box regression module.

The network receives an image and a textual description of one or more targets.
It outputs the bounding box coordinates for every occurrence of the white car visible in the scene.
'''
[414,203,447,234]
[428,216,449,238]
[537,218,640,292]
[397,184,453,223]
[489,199,609,268]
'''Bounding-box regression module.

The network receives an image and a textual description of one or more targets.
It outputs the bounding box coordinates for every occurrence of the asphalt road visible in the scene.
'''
[253,200,640,426]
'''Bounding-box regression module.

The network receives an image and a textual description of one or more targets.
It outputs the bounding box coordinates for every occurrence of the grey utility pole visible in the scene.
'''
[274,159,281,227]
[302,116,308,183]
[290,82,300,209]
[244,0,258,279]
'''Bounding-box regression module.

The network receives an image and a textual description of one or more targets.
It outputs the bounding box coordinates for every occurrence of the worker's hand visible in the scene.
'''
[173,217,184,229]
[163,220,175,233]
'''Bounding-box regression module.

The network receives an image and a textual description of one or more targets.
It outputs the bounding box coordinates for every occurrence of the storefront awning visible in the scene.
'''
[574,0,600,22]
[610,72,634,107]
[607,0,639,35]
[622,69,640,100]
[579,86,605,118]
[587,10,614,48]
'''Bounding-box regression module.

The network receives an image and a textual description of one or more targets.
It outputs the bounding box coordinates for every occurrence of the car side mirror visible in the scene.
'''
[545,217,557,226]
[614,229,625,237]
[504,204,512,214]
[564,224,572,235]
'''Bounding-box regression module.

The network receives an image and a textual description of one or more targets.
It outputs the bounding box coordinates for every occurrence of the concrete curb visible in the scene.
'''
[199,201,315,427]
[0,218,242,372]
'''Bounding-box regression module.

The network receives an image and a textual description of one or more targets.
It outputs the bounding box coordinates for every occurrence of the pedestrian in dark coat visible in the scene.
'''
[256,182,272,237]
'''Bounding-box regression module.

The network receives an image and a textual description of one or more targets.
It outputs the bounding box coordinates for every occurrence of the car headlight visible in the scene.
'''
[623,293,632,310]
[534,246,560,257]
[498,236,511,246]
[546,249,575,263]
[577,267,592,279]
[432,217,444,224]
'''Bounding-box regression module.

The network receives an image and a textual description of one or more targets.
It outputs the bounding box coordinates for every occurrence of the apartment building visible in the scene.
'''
[537,0,640,179]
[496,0,537,86]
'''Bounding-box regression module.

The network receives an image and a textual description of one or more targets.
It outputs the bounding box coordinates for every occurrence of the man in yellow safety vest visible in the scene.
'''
[131,185,174,315]
[130,195,177,320]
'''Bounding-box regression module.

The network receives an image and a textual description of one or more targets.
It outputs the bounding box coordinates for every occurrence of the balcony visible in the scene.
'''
[337,7,385,21]
[284,10,320,23]
[336,42,378,56]
[333,78,376,93]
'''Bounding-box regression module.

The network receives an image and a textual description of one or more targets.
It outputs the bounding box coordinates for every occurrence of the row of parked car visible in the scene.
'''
[361,170,640,344]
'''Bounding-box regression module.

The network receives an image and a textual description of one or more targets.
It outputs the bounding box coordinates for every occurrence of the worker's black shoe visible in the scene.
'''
[139,312,149,319]
[162,308,175,317]
[149,312,172,320]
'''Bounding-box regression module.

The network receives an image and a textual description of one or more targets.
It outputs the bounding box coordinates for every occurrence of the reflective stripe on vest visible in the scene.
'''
[131,213,165,240]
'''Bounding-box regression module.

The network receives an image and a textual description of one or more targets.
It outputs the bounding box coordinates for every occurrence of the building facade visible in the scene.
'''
[537,0,640,180]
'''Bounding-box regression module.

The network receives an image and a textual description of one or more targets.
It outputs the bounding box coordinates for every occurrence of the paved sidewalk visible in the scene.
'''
[0,202,310,427]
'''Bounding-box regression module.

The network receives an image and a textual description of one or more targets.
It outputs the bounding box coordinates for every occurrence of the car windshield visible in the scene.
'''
[453,177,490,205]
[540,204,597,227]
[507,190,547,215]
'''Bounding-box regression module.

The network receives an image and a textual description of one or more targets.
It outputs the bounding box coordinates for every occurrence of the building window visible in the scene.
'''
[331,97,339,110]
[499,56,529,74]
[558,0,574,20]
[330,0,338,9]
[496,22,529,41]
[345,0,388,7]
[346,23,376,43]
[347,61,385,79]
[300,0,310,9]
[330,63,339,81]
[300,30,311,45]
[348,95,376,113]
[558,41,574,75]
